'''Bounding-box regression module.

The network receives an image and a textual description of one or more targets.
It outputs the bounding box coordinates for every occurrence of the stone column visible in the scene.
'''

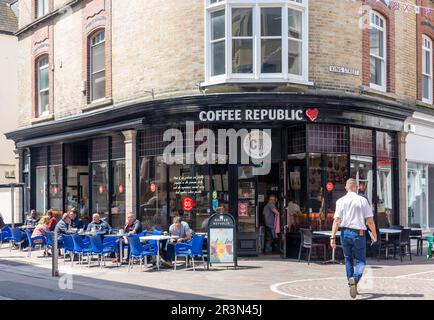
[122,130,137,222]
[14,149,23,224]
[398,132,408,227]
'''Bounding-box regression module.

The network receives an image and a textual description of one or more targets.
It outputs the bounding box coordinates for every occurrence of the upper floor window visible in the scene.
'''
[422,35,433,104]
[206,0,308,84]
[370,11,387,92]
[36,0,49,19]
[37,55,49,117]
[89,30,106,102]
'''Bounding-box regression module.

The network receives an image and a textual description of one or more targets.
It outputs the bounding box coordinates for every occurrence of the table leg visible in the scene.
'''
[119,239,123,267]
[385,233,389,259]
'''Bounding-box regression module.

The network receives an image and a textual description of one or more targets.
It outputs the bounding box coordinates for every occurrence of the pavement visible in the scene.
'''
[0,242,433,300]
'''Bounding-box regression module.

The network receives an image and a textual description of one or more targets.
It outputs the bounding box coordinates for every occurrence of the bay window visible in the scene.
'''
[206,0,308,83]
[422,35,433,104]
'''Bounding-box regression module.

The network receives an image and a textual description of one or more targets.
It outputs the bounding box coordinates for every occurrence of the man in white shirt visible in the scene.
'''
[330,178,378,299]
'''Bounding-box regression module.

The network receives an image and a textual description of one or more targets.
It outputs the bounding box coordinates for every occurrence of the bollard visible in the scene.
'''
[52,231,59,277]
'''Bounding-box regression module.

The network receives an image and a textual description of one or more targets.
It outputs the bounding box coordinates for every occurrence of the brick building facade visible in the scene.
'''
[6,0,433,255]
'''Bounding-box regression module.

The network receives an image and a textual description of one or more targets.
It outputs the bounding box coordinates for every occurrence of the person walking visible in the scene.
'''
[330,178,378,299]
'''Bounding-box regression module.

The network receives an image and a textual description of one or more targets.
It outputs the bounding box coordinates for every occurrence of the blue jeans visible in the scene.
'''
[341,228,366,284]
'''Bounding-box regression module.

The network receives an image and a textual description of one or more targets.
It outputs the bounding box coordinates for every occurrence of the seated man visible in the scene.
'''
[86,213,112,235]
[25,209,39,227]
[47,209,58,231]
[163,217,192,267]
[54,213,72,236]
[69,209,85,230]
[113,213,142,263]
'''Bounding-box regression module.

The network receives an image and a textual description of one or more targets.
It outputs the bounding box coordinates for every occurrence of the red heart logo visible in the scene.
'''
[305,108,319,122]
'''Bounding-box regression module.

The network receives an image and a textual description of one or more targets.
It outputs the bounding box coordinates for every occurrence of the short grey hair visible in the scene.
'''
[346,178,357,188]
[62,213,70,220]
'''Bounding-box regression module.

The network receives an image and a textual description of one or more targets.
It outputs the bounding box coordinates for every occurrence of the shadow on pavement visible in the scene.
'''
[0,258,217,300]
[359,292,425,300]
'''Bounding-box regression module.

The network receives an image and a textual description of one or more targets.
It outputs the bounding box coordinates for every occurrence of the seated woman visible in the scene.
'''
[31,216,49,244]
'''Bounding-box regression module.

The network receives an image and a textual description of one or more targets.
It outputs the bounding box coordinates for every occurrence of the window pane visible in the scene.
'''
[288,39,302,75]
[232,8,252,37]
[39,91,49,113]
[425,50,431,75]
[36,167,47,215]
[261,39,282,73]
[370,28,383,58]
[288,9,302,39]
[211,40,225,76]
[350,127,373,156]
[91,162,109,220]
[92,43,105,72]
[111,160,126,229]
[92,70,106,100]
[370,56,382,86]
[261,8,282,37]
[49,166,63,212]
[139,157,167,231]
[39,66,49,90]
[350,156,374,207]
[232,39,253,73]
[408,163,429,230]
[423,75,430,100]
[377,158,394,227]
[211,10,225,40]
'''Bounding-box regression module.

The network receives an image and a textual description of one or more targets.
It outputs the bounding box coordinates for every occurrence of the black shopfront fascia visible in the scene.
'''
[6,93,412,235]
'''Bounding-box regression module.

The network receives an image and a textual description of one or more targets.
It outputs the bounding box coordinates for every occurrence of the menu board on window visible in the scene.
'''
[208,213,237,268]
[172,175,205,195]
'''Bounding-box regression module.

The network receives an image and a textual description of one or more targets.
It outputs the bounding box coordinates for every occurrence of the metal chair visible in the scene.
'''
[409,224,424,256]
[10,227,26,251]
[298,228,326,265]
[127,235,158,271]
[24,229,46,257]
[88,235,118,268]
[174,235,206,271]
[395,228,412,262]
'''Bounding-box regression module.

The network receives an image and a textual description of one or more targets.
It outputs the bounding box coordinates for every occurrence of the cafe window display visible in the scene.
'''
[407,163,429,229]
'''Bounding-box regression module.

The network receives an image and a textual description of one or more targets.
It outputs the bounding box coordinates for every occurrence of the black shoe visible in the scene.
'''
[349,277,357,299]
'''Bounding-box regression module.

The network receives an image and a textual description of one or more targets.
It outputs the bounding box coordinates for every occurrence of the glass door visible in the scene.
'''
[237,165,257,233]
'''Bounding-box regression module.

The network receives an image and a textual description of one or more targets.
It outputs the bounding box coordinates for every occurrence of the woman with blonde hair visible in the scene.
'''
[31,216,49,243]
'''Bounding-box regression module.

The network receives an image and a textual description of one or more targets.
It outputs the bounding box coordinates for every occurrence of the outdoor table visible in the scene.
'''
[140,235,172,270]
[313,230,341,264]
[379,228,402,258]
[104,233,125,267]
[19,225,36,231]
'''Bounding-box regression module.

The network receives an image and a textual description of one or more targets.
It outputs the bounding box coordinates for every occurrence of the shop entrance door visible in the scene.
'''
[236,162,286,256]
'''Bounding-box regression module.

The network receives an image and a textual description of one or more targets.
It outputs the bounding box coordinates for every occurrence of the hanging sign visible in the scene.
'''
[207,213,237,269]
[182,197,194,212]
[326,182,334,192]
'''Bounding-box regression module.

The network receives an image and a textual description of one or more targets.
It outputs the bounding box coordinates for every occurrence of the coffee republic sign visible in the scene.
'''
[198,108,319,122]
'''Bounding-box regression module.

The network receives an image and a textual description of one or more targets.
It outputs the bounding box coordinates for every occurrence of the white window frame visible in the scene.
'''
[204,0,309,85]
[36,0,49,19]
[89,30,106,102]
[422,35,433,104]
[369,11,387,92]
[37,56,49,117]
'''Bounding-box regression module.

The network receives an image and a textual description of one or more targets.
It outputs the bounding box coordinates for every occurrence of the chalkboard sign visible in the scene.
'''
[207,213,237,269]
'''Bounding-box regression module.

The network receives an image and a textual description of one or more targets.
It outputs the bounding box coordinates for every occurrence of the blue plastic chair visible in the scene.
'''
[174,235,206,271]
[137,230,148,237]
[88,235,118,268]
[61,235,75,265]
[1,226,12,247]
[152,230,163,235]
[127,235,158,271]
[72,234,91,265]
[45,230,64,256]
[10,227,26,251]
[24,229,46,257]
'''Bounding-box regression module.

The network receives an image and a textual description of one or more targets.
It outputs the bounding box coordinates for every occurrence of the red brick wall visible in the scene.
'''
[362,0,396,93]
[417,0,434,101]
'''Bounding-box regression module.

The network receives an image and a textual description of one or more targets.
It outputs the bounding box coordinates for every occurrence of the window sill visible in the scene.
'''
[200,78,314,88]
[359,86,398,101]
[30,114,54,125]
[82,97,113,112]
[416,100,434,110]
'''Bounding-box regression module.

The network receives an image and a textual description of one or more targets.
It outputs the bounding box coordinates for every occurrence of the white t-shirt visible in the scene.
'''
[334,192,373,230]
